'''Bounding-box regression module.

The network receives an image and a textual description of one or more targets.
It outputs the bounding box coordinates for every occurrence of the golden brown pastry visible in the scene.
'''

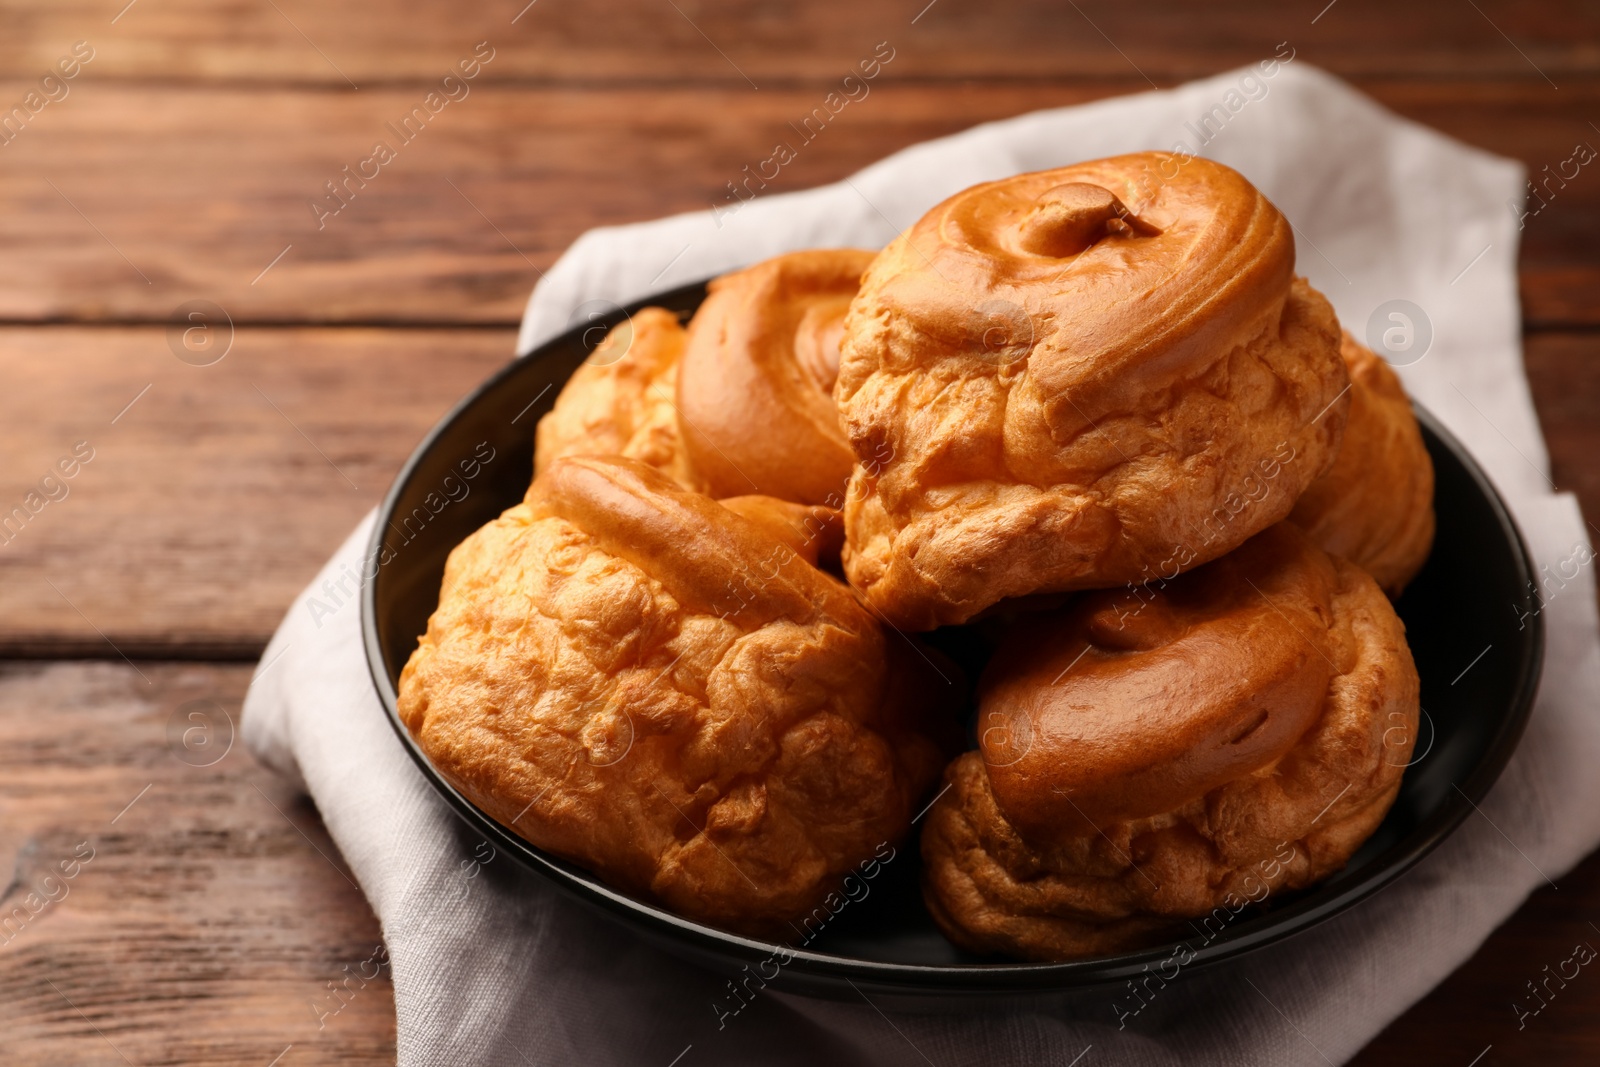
[534,307,702,491]
[677,248,877,505]
[835,153,1351,630]
[398,455,955,936]
[717,493,846,573]
[921,522,1418,961]
[1291,332,1435,596]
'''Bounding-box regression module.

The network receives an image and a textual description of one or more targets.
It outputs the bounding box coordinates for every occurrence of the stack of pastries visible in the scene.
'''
[399,152,1434,960]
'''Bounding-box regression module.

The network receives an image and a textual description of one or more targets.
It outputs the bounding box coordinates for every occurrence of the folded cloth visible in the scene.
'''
[244,63,1600,1066]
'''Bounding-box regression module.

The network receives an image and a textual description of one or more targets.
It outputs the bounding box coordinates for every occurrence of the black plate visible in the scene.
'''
[362,281,1543,1001]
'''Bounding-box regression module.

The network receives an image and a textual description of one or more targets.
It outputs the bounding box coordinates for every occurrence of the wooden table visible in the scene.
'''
[2,0,1595,1061]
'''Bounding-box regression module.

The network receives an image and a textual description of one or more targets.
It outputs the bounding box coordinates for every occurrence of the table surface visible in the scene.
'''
[2,0,1597,1062]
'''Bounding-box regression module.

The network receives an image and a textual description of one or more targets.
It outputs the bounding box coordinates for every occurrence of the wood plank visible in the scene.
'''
[4,657,1600,1064]
[1525,333,1600,512]
[0,80,1596,327]
[2,0,1596,85]
[0,661,394,1065]
[0,325,1593,654]
[0,326,513,656]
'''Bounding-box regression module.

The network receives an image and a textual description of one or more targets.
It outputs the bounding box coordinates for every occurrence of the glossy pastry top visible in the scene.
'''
[979,524,1338,841]
[716,494,845,571]
[835,153,1350,629]
[843,156,1294,441]
[527,456,852,626]
[678,249,876,505]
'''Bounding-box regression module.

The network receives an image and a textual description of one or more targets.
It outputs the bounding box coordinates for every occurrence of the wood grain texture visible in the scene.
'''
[0,80,1595,326]
[1526,333,1600,512]
[0,326,512,656]
[2,0,1598,84]
[2,0,1597,1061]
[0,662,395,1065]
[4,659,1600,1065]
[0,326,1591,655]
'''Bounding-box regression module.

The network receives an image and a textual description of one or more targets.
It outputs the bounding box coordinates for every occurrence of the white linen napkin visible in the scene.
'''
[244,63,1600,1066]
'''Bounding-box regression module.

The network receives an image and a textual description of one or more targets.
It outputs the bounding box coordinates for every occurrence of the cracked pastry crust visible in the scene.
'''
[534,307,703,491]
[920,523,1418,961]
[398,455,955,936]
[1291,332,1436,596]
[834,153,1351,630]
